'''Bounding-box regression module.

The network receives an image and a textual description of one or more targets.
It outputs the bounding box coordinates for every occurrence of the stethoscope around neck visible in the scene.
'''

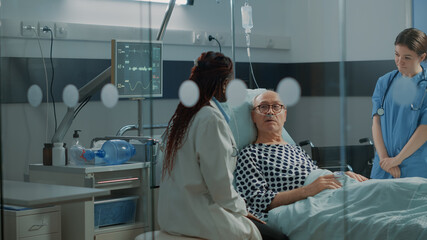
[212,97,239,157]
[377,66,427,116]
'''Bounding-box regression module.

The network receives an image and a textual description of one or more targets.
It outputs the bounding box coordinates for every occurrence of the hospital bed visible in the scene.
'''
[299,138,374,178]
[224,89,427,239]
[135,88,357,239]
[136,88,427,239]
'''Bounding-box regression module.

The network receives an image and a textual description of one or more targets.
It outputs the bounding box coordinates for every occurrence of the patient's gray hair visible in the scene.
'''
[252,90,286,108]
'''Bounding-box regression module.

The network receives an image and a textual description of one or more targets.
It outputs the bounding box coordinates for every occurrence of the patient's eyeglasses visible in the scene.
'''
[253,104,285,114]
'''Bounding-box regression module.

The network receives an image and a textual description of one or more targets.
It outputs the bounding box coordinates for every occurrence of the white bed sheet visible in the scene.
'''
[268,169,427,240]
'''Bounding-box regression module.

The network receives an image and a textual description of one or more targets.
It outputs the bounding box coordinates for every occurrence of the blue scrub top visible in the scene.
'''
[371,69,427,179]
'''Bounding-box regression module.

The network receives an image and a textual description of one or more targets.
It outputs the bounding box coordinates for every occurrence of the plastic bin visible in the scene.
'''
[94,195,138,228]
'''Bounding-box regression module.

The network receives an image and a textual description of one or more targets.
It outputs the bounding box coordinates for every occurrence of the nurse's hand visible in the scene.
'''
[388,166,401,178]
[379,157,401,172]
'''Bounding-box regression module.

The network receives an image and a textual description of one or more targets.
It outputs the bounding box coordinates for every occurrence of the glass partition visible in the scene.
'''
[227,0,421,239]
[1,0,424,239]
[0,0,165,239]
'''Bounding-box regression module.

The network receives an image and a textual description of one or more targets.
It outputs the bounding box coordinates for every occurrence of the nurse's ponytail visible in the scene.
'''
[395,28,427,61]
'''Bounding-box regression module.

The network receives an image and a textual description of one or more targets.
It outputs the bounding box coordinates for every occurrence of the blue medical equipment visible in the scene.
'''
[377,66,427,116]
[212,97,230,123]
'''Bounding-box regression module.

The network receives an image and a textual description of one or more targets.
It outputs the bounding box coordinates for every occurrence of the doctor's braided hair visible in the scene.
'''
[163,51,233,177]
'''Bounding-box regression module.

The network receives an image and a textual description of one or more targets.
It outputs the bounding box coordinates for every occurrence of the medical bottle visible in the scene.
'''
[68,130,94,165]
[94,140,136,165]
[52,142,66,166]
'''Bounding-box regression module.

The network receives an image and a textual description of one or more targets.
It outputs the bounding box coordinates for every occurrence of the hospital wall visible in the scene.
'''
[1,0,411,181]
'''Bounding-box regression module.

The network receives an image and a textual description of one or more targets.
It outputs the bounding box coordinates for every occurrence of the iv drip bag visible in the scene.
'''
[241,3,253,34]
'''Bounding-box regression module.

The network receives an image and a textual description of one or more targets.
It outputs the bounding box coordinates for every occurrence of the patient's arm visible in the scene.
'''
[235,154,277,218]
[268,174,341,210]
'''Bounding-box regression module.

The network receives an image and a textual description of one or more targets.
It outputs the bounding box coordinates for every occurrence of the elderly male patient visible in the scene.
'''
[234,90,367,220]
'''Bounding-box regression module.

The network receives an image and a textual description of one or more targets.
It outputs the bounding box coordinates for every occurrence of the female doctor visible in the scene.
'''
[371,28,427,179]
[158,52,286,240]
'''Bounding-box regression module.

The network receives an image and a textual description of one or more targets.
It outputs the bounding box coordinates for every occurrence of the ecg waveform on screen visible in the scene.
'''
[124,80,149,91]
[116,64,153,71]
[117,75,161,91]
[114,41,162,97]
[117,47,152,55]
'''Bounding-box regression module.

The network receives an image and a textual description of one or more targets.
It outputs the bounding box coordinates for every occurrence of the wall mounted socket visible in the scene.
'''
[205,32,225,49]
[20,21,37,37]
[38,21,54,38]
[55,23,67,38]
[205,32,215,46]
[192,31,204,45]
[214,33,225,45]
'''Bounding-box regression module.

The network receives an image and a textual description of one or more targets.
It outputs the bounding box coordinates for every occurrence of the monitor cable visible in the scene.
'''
[74,96,92,119]
[43,26,58,132]
[208,35,222,53]
[30,26,50,143]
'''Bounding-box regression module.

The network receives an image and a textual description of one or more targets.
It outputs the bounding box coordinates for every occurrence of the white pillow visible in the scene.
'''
[221,89,295,150]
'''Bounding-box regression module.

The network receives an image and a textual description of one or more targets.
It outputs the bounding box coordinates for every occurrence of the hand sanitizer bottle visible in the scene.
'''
[68,130,94,165]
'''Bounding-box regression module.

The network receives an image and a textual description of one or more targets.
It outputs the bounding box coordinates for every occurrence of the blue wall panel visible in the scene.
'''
[413,0,427,33]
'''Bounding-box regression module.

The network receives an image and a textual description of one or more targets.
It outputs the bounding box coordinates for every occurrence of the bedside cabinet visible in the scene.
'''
[29,162,151,240]
[4,205,61,240]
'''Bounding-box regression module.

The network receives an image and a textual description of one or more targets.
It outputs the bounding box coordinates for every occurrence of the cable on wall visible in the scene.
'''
[208,35,222,53]
[31,26,50,143]
[43,26,58,131]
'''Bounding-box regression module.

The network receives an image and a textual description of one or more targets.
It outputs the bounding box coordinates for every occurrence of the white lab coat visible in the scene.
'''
[158,100,261,240]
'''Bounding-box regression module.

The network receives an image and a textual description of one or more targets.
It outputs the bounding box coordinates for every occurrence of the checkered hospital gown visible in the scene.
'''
[235,143,318,220]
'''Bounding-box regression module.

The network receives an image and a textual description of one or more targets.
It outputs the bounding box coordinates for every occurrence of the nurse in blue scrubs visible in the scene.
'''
[371,28,427,179]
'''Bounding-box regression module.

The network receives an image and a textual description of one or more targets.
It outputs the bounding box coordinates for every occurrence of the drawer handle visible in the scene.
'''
[28,216,47,231]
[96,177,139,185]
[28,224,46,231]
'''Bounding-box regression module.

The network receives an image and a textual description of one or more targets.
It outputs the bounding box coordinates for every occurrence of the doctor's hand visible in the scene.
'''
[246,212,266,224]
[388,166,401,178]
[380,157,401,172]
[345,171,368,182]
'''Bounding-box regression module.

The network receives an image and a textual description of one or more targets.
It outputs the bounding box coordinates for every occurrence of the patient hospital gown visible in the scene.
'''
[235,143,318,220]
[158,101,261,240]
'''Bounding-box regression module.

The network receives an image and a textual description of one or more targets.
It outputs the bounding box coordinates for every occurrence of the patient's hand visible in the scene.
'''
[303,174,342,197]
[246,212,266,224]
[345,171,368,182]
